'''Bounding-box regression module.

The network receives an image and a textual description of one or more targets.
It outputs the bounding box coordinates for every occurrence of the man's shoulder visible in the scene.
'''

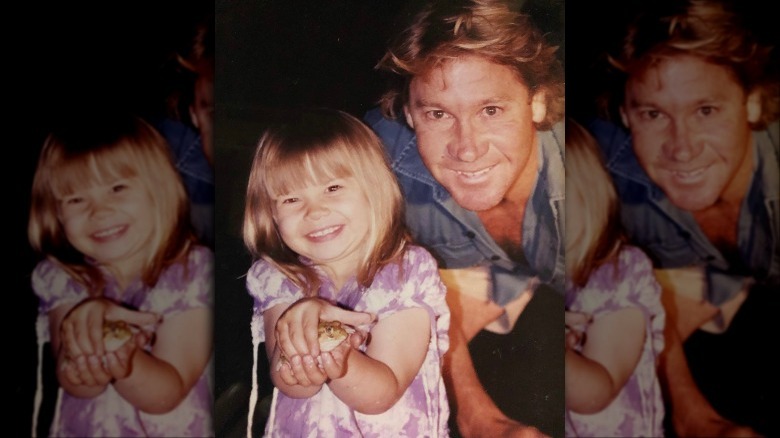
[584,117,631,159]
[364,107,416,159]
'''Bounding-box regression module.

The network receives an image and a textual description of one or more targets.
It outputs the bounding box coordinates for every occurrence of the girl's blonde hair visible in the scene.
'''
[28,114,195,294]
[243,108,409,295]
[565,119,625,287]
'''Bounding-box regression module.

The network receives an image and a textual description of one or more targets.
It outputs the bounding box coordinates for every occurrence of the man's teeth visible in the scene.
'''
[458,167,491,178]
[674,168,705,179]
[310,226,339,237]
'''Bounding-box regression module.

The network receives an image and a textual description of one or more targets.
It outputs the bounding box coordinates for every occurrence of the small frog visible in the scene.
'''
[277,320,353,370]
[103,320,134,352]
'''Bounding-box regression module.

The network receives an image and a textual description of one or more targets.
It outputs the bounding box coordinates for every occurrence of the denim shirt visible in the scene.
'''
[365,108,565,307]
[588,118,779,306]
[156,118,215,248]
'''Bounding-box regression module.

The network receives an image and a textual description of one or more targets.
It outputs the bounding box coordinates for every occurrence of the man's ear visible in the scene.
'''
[189,105,201,129]
[404,106,414,129]
[619,106,630,128]
[531,91,547,123]
[746,90,762,124]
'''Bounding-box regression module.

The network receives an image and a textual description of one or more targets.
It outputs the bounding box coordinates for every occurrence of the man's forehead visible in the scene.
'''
[410,56,528,102]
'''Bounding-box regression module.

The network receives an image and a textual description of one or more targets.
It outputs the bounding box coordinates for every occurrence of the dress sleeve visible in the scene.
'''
[31,259,89,315]
[600,246,666,355]
[367,246,451,355]
[245,259,303,344]
[149,246,214,316]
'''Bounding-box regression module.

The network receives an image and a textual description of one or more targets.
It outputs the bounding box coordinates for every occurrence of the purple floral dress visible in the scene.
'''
[565,245,665,437]
[247,244,450,437]
[32,245,214,437]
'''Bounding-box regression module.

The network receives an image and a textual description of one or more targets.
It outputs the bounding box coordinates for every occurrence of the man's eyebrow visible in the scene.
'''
[411,96,512,109]
[411,98,439,109]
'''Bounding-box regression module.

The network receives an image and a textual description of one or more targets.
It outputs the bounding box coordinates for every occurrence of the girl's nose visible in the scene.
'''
[305,200,330,220]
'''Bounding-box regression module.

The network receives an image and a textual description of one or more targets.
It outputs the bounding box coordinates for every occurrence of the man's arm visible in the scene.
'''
[444,277,547,438]
[656,269,758,437]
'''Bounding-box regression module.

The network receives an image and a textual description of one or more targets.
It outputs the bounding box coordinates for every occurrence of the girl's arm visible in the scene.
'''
[112,307,212,414]
[326,307,431,415]
[565,307,645,414]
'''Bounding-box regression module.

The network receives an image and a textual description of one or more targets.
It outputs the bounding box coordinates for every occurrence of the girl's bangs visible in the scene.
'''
[50,144,138,198]
[265,145,354,198]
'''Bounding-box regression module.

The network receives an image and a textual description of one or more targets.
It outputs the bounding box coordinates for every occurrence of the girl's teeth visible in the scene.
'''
[95,226,123,238]
[310,226,338,237]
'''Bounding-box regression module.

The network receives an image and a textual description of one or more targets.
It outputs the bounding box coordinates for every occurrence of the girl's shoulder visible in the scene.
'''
[31,258,89,313]
[245,257,303,305]
[158,244,214,285]
[400,244,439,267]
[186,244,214,269]
[616,244,655,273]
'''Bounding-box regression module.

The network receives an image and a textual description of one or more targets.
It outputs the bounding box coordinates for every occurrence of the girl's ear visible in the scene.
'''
[403,106,415,129]
[746,90,762,124]
[531,90,547,124]
[619,106,630,128]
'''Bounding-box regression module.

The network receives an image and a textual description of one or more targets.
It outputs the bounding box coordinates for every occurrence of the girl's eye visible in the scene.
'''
[112,183,128,193]
[281,197,298,204]
[65,196,83,205]
[326,185,342,192]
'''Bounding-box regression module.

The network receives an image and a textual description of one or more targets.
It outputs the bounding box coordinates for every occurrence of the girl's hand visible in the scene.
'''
[275,297,374,364]
[320,331,364,380]
[277,352,329,387]
[59,349,112,387]
[565,311,591,350]
[61,297,160,358]
[104,330,151,381]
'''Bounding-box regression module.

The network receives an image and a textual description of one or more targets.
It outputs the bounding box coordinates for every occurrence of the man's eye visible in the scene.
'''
[699,106,715,116]
[426,110,446,120]
[483,106,501,116]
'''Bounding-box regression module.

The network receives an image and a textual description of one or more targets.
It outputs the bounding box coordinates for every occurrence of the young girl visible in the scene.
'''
[243,108,450,437]
[564,119,665,437]
[28,114,213,437]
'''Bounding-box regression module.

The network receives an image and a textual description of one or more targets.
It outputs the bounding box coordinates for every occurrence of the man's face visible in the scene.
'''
[404,55,546,211]
[621,55,759,211]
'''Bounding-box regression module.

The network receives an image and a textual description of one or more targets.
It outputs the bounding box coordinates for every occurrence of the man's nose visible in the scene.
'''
[449,119,487,162]
[664,119,701,162]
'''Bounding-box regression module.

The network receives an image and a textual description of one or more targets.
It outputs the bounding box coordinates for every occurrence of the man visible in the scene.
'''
[365,0,565,435]
[586,0,779,436]
[158,18,215,249]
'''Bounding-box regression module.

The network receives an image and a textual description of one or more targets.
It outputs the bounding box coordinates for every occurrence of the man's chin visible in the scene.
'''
[668,192,718,213]
[451,192,503,212]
